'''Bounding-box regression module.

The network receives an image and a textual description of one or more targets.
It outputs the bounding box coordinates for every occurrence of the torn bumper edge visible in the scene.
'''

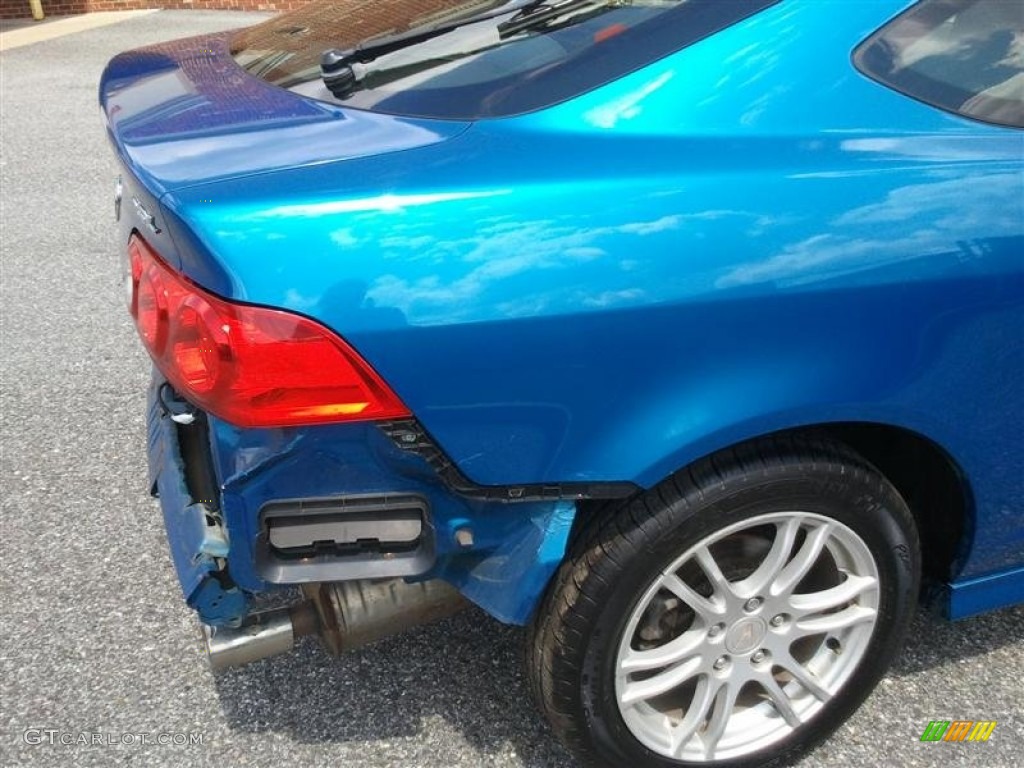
[148,381,246,626]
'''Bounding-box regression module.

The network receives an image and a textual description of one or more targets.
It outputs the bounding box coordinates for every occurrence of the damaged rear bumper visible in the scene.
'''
[145,367,594,640]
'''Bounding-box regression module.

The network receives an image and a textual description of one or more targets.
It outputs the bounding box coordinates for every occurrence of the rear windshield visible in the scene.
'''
[232,0,778,119]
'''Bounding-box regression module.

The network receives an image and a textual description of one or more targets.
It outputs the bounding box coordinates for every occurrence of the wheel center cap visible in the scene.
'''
[725,617,767,655]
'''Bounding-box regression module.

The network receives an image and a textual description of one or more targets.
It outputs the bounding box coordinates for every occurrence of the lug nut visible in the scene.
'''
[770,614,785,627]
[708,623,724,638]
[744,597,762,612]
[713,655,729,671]
[751,650,767,664]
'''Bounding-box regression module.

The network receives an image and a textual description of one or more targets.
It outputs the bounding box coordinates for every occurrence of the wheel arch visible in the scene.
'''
[577,420,973,591]
[814,422,972,587]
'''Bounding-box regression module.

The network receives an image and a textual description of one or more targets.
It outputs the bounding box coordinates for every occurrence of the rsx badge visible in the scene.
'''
[132,196,161,234]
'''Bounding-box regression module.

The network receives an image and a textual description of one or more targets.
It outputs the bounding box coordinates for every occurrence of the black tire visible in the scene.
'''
[526,435,920,768]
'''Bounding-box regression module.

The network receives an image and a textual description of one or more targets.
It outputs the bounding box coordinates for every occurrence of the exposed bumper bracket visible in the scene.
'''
[377,418,640,502]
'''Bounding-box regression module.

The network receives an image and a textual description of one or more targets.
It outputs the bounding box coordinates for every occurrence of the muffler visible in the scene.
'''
[204,578,466,671]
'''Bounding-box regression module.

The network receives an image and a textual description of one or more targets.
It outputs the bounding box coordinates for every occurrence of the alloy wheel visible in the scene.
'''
[614,511,880,762]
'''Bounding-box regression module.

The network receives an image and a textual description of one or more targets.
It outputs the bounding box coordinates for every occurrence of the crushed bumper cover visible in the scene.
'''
[146,369,609,628]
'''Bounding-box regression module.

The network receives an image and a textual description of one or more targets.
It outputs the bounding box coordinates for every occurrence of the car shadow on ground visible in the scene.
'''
[209,602,1024,766]
[211,605,577,767]
[889,603,1024,677]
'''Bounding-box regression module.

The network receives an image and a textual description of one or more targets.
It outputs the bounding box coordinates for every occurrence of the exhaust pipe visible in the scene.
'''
[203,602,318,672]
[204,578,466,671]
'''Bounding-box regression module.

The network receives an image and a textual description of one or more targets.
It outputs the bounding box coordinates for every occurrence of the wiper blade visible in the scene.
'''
[496,0,608,37]
[321,0,545,97]
[321,0,608,99]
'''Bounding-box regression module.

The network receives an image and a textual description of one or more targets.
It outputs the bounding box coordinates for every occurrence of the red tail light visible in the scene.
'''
[127,235,410,428]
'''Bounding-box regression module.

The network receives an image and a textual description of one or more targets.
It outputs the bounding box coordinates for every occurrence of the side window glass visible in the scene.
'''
[854,0,1023,128]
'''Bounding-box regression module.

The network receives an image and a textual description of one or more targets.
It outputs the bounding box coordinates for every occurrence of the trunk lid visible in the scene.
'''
[99,29,470,197]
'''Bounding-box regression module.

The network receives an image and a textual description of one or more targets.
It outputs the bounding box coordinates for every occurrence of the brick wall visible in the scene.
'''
[0,0,307,19]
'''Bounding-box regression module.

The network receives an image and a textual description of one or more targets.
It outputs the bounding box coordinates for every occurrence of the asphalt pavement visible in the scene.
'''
[1,10,1021,768]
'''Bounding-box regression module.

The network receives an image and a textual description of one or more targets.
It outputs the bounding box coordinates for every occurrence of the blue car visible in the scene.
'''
[101,0,1022,765]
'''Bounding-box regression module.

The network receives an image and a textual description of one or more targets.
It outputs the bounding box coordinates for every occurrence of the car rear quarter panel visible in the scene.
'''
[163,0,1023,581]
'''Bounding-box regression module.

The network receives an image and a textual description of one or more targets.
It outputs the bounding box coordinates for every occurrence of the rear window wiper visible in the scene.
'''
[321,0,608,99]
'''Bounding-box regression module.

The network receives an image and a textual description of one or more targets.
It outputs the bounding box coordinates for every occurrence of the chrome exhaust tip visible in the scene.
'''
[204,602,318,672]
